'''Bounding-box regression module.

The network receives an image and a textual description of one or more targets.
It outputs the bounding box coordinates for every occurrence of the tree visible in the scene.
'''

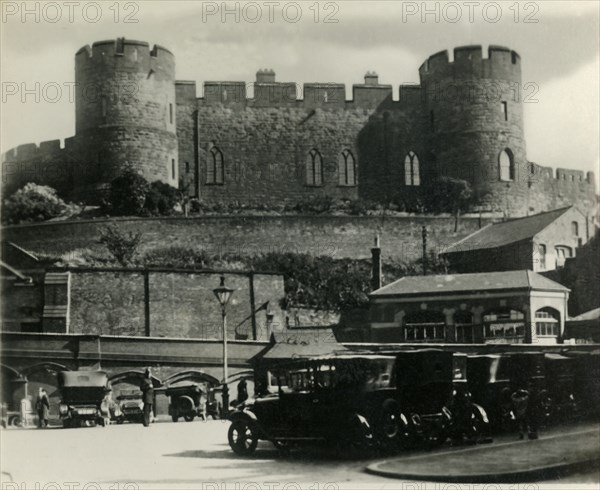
[106,170,149,216]
[424,177,474,231]
[1,183,70,225]
[144,181,180,216]
[98,224,142,266]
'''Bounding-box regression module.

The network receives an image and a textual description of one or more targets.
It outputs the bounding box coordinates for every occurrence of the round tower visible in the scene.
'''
[74,38,178,194]
[419,45,528,210]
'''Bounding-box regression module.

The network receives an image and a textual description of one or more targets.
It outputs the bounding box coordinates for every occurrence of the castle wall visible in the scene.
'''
[0,215,496,263]
[1,40,596,218]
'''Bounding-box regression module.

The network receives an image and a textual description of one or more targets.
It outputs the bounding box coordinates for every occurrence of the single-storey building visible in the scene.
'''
[368,270,569,345]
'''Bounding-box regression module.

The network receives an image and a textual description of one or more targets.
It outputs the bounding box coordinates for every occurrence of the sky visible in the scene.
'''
[1,0,599,185]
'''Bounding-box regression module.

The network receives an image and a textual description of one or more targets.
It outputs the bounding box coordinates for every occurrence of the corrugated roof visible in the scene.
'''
[370,270,569,297]
[443,207,574,254]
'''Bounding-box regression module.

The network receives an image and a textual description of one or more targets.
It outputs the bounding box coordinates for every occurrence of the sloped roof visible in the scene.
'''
[443,207,575,254]
[370,270,569,297]
[570,308,600,322]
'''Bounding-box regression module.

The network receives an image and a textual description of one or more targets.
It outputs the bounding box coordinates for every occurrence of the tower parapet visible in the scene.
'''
[74,38,178,190]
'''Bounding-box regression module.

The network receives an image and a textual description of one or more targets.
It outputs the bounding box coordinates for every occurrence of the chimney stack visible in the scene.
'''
[256,68,276,83]
[364,71,379,86]
[371,234,382,291]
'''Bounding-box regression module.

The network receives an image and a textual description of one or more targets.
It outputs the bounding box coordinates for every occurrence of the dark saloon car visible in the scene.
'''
[167,384,204,422]
[58,370,111,428]
[228,354,398,455]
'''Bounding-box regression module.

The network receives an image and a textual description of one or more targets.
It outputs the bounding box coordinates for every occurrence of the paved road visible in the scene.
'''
[1,420,598,489]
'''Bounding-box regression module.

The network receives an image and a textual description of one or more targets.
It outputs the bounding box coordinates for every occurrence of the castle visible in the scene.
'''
[1,38,596,216]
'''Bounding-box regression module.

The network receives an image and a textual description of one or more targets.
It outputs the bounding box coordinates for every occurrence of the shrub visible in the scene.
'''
[288,195,335,214]
[106,170,149,216]
[144,181,180,216]
[1,183,70,224]
[98,224,142,266]
[141,245,209,268]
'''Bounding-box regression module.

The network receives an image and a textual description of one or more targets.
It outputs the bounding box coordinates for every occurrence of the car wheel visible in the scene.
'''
[62,419,71,429]
[172,415,179,422]
[228,419,259,456]
[9,415,22,428]
[116,418,124,425]
[184,414,195,422]
[376,399,404,451]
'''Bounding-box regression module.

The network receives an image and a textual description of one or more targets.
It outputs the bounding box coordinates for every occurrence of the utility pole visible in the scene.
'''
[422,225,428,276]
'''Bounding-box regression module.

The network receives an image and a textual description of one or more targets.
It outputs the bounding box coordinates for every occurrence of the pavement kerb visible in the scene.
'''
[366,456,600,483]
[365,427,600,483]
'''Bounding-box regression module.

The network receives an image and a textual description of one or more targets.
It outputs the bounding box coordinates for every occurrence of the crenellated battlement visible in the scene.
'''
[419,45,521,82]
[75,37,174,74]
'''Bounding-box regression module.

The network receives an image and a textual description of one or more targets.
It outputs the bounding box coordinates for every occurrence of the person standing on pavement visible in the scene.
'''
[140,368,154,427]
[36,388,50,428]
[511,387,529,440]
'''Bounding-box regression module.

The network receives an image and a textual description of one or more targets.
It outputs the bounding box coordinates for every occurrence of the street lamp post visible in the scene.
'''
[213,275,234,418]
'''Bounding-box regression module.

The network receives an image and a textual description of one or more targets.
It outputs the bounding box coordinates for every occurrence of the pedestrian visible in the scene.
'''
[511,387,529,440]
[36,388,50,428]
[236,379,248,406]
[140,368,154,427]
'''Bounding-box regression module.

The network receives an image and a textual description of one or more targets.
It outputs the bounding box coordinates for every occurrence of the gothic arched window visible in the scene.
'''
[207,145,224,184]
[306,149,323,186]
[404,151,420,186]
[499,149,515,181]
[338,149,356,186]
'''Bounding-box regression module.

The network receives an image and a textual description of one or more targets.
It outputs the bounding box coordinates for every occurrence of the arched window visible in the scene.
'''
[207,145,224,185]
[306,149,323,186]
[404,151,420,186]
[537,244,547,270]
[571,221,579,237]
[404,310,445,342]
[499,149,515,181]
[338,149,356,186]
[535,308,559,337]
[483,309,525,342]
[555,245,572,268]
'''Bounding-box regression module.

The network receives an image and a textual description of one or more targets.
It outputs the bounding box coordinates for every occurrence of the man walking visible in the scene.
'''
[140,368,154,427]
[36,388,50,428]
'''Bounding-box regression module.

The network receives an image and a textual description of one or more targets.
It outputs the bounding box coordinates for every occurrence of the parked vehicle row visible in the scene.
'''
[227,349,599,456]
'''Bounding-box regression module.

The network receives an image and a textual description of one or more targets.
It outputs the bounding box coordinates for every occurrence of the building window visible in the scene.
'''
[404,311,445,342]
[207,145,224,185]
[323,91,328,103]
[454,310,475,343]
[185,162,190,174]
[483,309,525,342]
[555,246,572,268]
[101,96,107,118]
[223,89,227,101]
[171,159,176,180]
[169,103,173,124]
[501,101,508,121]
[499,149,515,181]
[571,221,579,237]
[538,244,546,270]
[306,149,323,186]
[338,149,356,186]
[535,308,559,337]
[404,151,420,186]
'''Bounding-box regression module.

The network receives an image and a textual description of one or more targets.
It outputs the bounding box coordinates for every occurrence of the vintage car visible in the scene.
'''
[393,349,489,446]
[57,370,111,428]
[116,392,144,424]
[544,353,578,422]
[166,384,204,422]
[228,354,398,455]
[467,352,550,431]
